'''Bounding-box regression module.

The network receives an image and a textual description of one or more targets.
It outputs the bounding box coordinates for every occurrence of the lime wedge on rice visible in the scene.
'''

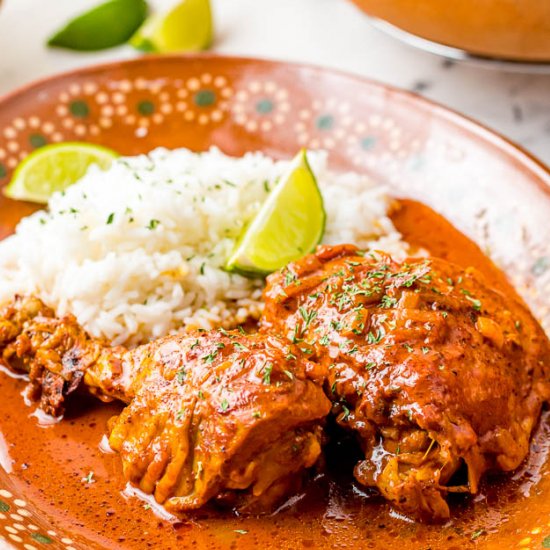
[4,142,118,204]
[130,0,213,53]
[47,0,148,51]
[226,150,325,277]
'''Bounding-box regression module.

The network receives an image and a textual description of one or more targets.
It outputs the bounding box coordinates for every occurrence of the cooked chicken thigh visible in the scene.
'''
[260,245,550,521]
[0,296,330,513]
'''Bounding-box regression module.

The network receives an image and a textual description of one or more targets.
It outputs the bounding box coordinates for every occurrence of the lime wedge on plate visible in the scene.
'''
[226,150,325,276]
[4,142,118,204]
[130,0,213,53]
[47,0,148,51]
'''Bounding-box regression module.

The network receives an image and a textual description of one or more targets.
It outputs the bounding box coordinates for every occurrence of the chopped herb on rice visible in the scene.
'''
[0,147,407,346]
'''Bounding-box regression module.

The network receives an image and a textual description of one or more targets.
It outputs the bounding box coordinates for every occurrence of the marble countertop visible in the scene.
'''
[0,0,549,165]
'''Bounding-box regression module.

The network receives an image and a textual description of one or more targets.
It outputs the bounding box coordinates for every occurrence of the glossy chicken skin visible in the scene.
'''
[261,245,550,521]
[0,296,330,513]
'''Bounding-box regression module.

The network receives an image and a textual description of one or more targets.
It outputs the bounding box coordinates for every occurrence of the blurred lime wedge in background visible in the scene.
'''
[4,143,119,204]
[225,150,326,277]
[130,0,213,53]
[47,0,148,51]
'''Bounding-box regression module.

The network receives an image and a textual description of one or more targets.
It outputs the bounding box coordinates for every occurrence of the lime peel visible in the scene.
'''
[226,150,326,277]
[130,0,213,53]
[47,0,149,51]
[4,142,119,204]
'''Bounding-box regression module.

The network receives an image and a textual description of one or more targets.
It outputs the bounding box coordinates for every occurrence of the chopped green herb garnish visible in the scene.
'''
[82,471,94,484]
[262,362,273,385]
[106,212,115,224]
[220,399,229,412]
[465,295,482,311]
[202,350,219,364]
[284,270,297,286]
[341,405,350,421]
[233,342,249,352]
[176,368,186,384]
[291,327,303,344]
[298,306,317,329]
[367,329,384,344]
[380,295,397,308]
[470,529,485,540]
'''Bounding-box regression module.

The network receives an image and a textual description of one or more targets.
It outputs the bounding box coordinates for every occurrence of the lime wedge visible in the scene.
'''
[226,150,325,277]
[4,142,118,204]
[130,0,213,53]
[47,0,148,51]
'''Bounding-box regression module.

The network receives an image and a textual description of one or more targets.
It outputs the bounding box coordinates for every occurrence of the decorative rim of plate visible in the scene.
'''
[0,53,549,191]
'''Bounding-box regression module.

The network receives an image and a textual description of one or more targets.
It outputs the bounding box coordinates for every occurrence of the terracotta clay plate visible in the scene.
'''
[0,55,549,550]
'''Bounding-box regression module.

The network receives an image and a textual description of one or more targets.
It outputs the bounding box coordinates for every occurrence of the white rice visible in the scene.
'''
[0,148,407,345]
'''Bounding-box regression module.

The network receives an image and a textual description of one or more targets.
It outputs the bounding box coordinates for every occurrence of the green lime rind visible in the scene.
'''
[226,150,326,278]
[129,0,213,53]
[129,14,162,52]
[47,0,149,51]
[3,142,119,204]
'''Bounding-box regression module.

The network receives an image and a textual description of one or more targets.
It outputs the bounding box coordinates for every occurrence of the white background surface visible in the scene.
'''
[0,0,549,164]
